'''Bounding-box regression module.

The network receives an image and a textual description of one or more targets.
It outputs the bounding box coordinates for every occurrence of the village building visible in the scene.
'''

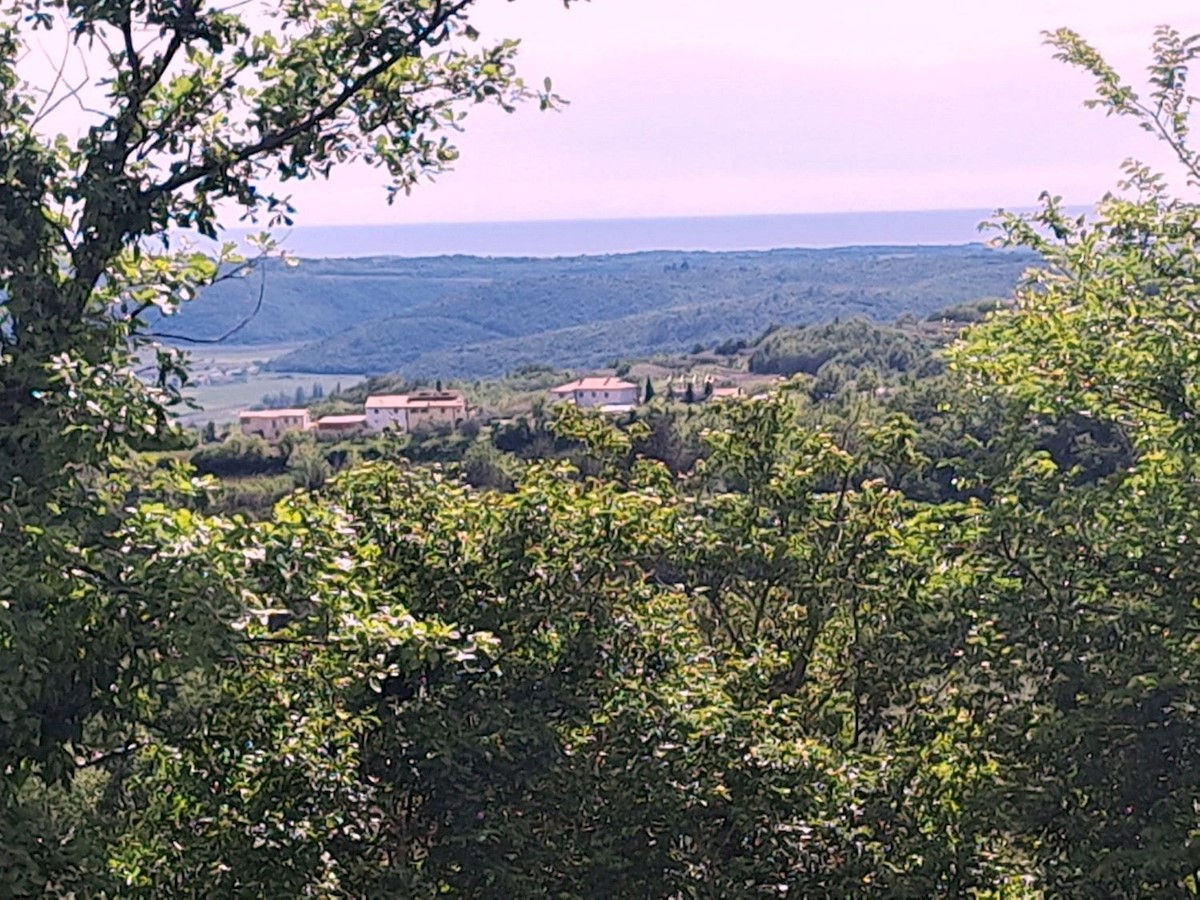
[314,414,367,438]
[709,386,743,401]
[364,394,411,432]
[238,408,311,441]
[403,390,469,432]
[550,376,640,411]
[365,390,469,433]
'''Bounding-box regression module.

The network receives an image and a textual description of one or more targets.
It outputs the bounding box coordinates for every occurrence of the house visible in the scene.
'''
[365,394,411,432]
[365,391,469,433]
[709,386,743,401]
[238,408,311,441]
[314,414,367,438]
[550,376,640,410]
[403,390,469,432]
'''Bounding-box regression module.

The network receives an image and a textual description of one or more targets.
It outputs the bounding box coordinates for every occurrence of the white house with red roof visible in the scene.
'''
[365,390,468,433]
[550,376,640,410]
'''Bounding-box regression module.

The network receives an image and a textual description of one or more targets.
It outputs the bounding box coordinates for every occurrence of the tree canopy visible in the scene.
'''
[3,9,1200,897]
[0,0,569,889]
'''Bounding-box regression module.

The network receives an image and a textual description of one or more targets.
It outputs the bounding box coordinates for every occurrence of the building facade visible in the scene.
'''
[314,414,367,438]
[238,408,311,441]
[403,391,469,432]
[552,374,643,410]
[550,377,640,410]
[365,391,468,433]
[365,395,411,432]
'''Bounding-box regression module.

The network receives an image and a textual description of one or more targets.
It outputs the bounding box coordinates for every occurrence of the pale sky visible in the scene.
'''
[31,0,1200,225]
[280,0,1197,225]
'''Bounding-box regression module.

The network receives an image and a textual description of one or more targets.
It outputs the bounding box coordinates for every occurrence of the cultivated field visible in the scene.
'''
[173,344,361,425]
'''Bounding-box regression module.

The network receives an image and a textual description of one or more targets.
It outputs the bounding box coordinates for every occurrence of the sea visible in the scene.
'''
[222,208,1050,259]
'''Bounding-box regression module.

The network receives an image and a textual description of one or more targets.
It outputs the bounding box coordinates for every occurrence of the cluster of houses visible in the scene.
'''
[239,389,469,441]
[549,374,741,411]
[239,374,743,442]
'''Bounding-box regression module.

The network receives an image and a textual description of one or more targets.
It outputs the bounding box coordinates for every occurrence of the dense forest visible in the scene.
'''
[164,245,1032,378]
[3,1,1200,896]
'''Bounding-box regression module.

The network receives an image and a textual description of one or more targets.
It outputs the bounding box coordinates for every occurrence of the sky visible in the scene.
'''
[29,0,1200,226]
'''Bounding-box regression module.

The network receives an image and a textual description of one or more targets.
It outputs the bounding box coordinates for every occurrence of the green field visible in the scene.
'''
[174,345,361,425]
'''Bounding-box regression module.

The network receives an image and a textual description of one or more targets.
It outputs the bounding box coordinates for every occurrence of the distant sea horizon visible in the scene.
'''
[223,207,1073,260]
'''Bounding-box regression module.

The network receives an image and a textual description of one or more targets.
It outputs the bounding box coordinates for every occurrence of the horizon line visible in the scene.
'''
[224,204,1081,233]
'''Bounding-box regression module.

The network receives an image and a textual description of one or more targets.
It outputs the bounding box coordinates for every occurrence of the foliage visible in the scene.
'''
[191,433,284,478]
[62,400,1013,895]
[0,0,572,888]
[5,8,1200,897]
[749,317,945,380]
[928,297,1009,324]
[946,23,1200,894]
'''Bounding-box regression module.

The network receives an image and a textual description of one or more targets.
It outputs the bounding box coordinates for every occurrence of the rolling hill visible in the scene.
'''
[165,245,1035,378]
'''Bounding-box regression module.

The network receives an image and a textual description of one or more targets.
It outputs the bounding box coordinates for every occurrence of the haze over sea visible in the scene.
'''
[232,208,1038,259]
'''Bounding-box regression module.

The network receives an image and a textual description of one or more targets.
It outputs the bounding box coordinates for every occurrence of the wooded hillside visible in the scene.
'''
[161,246,1033,377]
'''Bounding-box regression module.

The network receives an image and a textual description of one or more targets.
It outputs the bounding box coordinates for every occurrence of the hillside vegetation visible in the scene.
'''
[9,5,1200,894]
[163,245,1032,378]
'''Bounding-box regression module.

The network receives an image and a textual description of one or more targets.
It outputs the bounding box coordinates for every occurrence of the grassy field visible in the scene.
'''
[173,345,362,425]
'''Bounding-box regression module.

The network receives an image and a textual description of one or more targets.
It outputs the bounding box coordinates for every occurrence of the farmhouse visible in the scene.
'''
[364,394,410,432]
[403,390,469,432]
[709,386,743,400]
[238,408,311,441]
[314,414,367,438]
[550,376,640,410]
[365,390,468,433]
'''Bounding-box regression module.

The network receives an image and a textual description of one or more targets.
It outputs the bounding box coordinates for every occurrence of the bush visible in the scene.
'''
[191,434,285,478]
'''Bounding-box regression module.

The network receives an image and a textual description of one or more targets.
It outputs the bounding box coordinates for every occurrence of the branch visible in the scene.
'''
[147,264,266,344]
[30,76,106,128]
[41,210,78,272]
[30,27,71,127]
[129,7,194,162]
[1130,95,1200,185]
[76,741,143,769]
[128,254,260,322]
[121,14,142,86]
[144,0,474,200]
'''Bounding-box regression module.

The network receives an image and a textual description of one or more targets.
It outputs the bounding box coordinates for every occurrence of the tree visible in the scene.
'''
[951,25,1200,895]
[0,0,572,890]
[9,7,1200,895]
[92,399,1018,896]
[643,376,655,402]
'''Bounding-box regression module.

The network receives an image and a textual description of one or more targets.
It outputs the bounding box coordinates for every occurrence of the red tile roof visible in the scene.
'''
[551,377,638,393]
[366,392,466,410]
[239,408,309,419]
